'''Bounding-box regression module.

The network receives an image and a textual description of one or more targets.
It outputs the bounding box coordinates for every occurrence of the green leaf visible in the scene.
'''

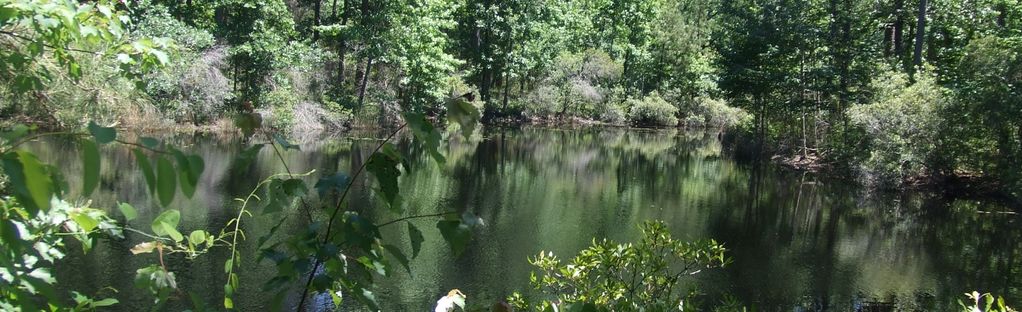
[118,202,137,221]
[354,287,380,311]
[447,98,481,139]
[90,298,118,307]
[151,209,181,238]
[156,156,176,206]
[162,222,183,242]
[2,150,54,213]
[383,244,411,274]
[1,124,30,143]
[365,143,403,212]
[133,149,157,195]
[314,173,350,198]
[140,137,160,149]
[407,222,424,259]
[87,122,116,144]
[173,150,204,198]
[437,220,472,257]
[189,230,207,246]
[273,133,300,150]
[81,140,100,197]
[404,113,446,164]
[231,144,264,175]
[71,212,99,232]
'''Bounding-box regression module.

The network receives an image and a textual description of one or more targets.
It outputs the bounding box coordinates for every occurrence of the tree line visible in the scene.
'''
[2,0,1021,193]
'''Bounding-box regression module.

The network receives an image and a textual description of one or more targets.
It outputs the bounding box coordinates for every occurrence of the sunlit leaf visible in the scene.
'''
[189,230,208,247]
[81,139,100,197]
[118,202,137,221]
[71,212,99,232]
[151,209,181,238]
[130,242,158,255]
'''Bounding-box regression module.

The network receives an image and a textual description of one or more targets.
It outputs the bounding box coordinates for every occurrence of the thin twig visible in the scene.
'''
[114,139,171,155]
[375,212,457,228]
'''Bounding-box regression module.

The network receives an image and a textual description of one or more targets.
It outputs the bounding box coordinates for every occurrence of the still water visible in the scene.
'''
[30,127,1020,311]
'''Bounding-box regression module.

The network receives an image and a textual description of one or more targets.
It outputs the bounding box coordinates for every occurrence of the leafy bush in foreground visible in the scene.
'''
[960,292,1016,312]
[509,220,730,311]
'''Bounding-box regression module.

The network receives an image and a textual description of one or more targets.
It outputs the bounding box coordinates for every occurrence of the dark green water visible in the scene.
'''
[30,127,1020,311]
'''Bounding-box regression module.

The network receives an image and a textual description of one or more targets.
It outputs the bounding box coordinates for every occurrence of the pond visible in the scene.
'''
[30,127,1021,311]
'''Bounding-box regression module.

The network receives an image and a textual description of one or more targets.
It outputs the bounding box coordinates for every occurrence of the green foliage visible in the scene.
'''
[849,69,948,187]
[626,93,679,127]
[0,197,122,311]
[959,292,1016,312]
[675,96,751,129]
[512,220,730,311]
[949,35,1022,195]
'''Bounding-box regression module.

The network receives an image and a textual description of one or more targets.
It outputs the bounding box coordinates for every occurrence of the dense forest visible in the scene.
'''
[1,0,1022,310]
[2,0,1020,193]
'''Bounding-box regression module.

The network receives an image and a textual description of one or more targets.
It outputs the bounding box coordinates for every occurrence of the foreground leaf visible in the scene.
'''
[87,122,117,144]
[407,222,424,259]
[81,140,100,197]
[437,220,471,257]
[155,156,176,206]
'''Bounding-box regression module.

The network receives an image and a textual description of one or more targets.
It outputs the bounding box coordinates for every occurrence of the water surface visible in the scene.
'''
[33,127,1020,311]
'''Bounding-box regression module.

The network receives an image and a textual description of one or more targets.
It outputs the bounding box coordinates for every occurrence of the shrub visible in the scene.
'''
[519,50,623,120]
[627,93,679,127]
[599,103,627,125]
[259,88,299,130]
[679,97,750,129]
[959,292,1015,312]
[522,85,561,119]
[510,221,729,311]
[849,69,947,187]
[144,46,232,124]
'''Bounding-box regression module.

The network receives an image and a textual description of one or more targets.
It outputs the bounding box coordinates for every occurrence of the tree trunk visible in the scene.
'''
[913,0,927,66]
[312,0,321,41]
[502,36,513,113]
[357,57,374,107]
[883,25,893,57]
[331,0,338,20]
[997,2,1007,28]
[502,70,511,113]
[894,0,904,57]
[337,0,350,85]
